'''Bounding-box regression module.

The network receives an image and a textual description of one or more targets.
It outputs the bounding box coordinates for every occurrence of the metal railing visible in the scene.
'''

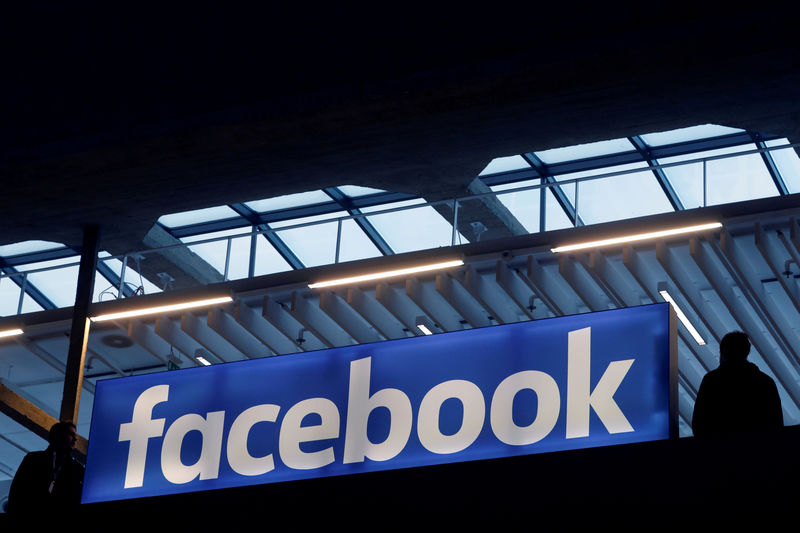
[2,141,798,315]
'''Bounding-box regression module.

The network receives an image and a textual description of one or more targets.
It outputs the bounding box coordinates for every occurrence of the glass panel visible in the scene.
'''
[245,190,332,213]
[557,162,673,225]
[544,187,574,231]
[659,144,778,208]
[271,212,348,267]
[0,240,67,258]
[361,199,466,252]
[159,205,240,228]
[97,252,163,297]
[479,155,530,176]
[15,257,80,308]
[181,229,262,281]
[535,138,635,164]
[639,124,744,147]
[0,276,43,316]
[253,235,295,276]
[337,185,387,197]
[333,218,384,263]
[491,179,541,233]
[765,139,800,194]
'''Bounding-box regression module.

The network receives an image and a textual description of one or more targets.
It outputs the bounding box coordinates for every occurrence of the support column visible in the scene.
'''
[60,225,100,424]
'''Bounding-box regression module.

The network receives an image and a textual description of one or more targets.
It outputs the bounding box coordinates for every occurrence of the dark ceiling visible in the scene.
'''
[3,3,800,250]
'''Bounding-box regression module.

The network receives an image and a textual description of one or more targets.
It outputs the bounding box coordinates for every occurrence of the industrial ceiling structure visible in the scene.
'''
[2,3,800,511]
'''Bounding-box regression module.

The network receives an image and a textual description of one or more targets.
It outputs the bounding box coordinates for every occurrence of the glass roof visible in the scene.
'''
[3,125,798,318]
[245,191,332,214]
[535,138,635,164]
[639,124,743,147]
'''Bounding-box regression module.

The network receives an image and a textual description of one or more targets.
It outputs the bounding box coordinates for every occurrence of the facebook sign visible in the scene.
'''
[82,303,676,503]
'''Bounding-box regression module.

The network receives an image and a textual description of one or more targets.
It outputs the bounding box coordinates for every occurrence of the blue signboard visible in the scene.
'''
[83,303,675,503]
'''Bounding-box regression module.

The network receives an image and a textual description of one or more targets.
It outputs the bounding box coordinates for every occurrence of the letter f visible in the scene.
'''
[119,385,170,488]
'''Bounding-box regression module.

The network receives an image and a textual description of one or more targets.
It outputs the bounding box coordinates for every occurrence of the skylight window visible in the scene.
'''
[159,205,240,228]
[337,185,387,197]
[765,139,800,194]
[0,277,43,316]
[0,240,67,258]
[245,190,332,213]
[535,138,635,164]
[657,144,778,208]
[555,162,674,224]
[271,212,382,266]
[639,124,744,147]
[181,228,292,279]
[360,199,466,252]
[479,155,530,176]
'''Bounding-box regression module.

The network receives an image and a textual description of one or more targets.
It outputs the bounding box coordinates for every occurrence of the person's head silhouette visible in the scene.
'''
[719,331,750,364]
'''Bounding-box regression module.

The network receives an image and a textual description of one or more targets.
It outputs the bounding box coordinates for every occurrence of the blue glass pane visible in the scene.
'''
[337,185,387,197]
[159,206,240,228]
[15,257,80,307]
[97,252,162,297]
[491,180,541,232]
[544,188,574,231]
[182,229,291,280]
[0,240,67,258]
[361,200,466,252]
[0,277,43,316]
[535,138,635,164]
[245,191,332,213]
[272,212,380,267]
[479,155,530,176]
[556,162,673,225]
[658,144,778,208]
[765,139,800,194]
[639,124,744,147]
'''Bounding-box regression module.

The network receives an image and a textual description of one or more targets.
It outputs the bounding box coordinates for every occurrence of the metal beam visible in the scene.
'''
[233,300,300,355]
[319,290,383,343]
[208,306,274,359]
[1,383,88,455]
[262,296,325,351]
[291,292,354,347]
[61,225,99,424]
[557,254,606,312]
[127,319,170,365]
[689,236,800,408]
[346,286,408,339]
[406,277,462,331]
[181,310,248,362]
[436,272,491,328]
[629,135,683,211]
[525,256,577,316]
[495,262,537,319]
[375,282,423,334]
[154,315,205,367]
[463,266,519,324]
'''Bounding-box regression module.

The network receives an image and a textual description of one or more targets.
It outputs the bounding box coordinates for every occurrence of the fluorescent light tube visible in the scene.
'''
[551,222,722,253]
[0,328,23,338]
[308,260,464,289]
[90,296,233,322]
[415,315,436,335]
[417,323,433,335]
[659,289,706,345]
[196,356,212,366]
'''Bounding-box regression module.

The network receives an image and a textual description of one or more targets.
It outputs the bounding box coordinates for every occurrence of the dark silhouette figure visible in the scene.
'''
[7,421,85,513]
[692,331,783,436]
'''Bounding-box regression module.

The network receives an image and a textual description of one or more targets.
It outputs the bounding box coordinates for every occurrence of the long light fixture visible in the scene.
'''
[659,289,706,345]
[415,315,436,336]
[551,222,722,253]
[0,328,23,338]
[90,296,233,322]
[308,259,464,289]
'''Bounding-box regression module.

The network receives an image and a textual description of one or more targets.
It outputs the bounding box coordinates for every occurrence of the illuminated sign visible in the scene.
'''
[82,303,675,503]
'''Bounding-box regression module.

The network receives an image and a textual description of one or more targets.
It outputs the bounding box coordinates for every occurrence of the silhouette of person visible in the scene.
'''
[7,421,85,513]
[692,331,783,436]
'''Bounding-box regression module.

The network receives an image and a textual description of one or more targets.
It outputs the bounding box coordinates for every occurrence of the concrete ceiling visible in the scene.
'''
[2,4,800,251]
